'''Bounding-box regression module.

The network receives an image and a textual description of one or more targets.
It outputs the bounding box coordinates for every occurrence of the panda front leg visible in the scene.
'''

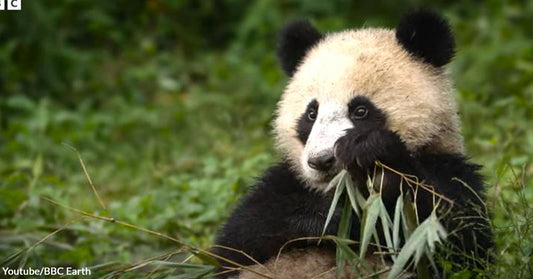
[212,164,350,278]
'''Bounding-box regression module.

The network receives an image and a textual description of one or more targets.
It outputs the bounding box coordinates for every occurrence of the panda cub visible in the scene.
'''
[213,9,493,279]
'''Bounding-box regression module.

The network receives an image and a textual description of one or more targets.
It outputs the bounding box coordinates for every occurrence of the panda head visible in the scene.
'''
[273,9,464,190]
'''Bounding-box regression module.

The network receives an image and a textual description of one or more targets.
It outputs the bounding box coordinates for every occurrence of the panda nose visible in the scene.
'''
[308,154,335,171]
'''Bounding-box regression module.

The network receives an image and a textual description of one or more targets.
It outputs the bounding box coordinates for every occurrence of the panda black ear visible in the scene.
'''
[277,20,323,76]
[396,9,455,67]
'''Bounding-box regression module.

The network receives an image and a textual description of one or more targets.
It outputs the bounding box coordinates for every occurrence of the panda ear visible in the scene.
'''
[395,9,455,67]
[277,20,323,76]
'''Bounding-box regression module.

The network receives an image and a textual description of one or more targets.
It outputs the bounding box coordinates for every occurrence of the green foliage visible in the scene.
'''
[323,170,448,278]
[1,0,532,278]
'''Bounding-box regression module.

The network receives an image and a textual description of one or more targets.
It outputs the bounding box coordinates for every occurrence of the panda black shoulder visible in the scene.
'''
[247,162,309,196]
[417,153,485,200]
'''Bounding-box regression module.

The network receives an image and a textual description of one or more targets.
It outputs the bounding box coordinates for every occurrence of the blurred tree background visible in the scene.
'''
[0,0,532,278]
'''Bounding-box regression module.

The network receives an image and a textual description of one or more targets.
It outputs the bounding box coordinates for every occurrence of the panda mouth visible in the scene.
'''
[316,167,342,183]
[323,172,337,182]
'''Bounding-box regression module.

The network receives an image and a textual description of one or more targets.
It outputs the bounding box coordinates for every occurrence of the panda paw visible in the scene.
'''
[334,129,409,172]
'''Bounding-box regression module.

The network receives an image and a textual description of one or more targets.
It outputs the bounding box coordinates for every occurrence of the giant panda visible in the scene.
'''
[212,9,494,279]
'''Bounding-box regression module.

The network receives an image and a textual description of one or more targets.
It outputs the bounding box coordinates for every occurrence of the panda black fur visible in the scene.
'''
[213,9,493,279]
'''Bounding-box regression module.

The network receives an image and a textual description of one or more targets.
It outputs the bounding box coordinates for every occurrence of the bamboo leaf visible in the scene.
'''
[325,169,347,192]
[345,174,361,217]
[336,195,353,279]
[338,195,353,239]
[359,195,380,258]
[355,182,367,206]
[334,238,357,259]
[378,198,395,260]
[393,195,404,250]
[386,219,431,279]
[334,237,367,278]
[387,213,447,279]
[322,171,347,236]
[426,212,447,253]
[402,192,418,238]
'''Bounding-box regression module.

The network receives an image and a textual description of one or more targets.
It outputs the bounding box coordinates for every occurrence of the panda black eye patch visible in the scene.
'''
[348,96,387,126]
[296,99,319,144]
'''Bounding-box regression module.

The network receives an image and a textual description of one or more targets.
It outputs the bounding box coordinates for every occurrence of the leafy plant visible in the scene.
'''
[324,167,449,279]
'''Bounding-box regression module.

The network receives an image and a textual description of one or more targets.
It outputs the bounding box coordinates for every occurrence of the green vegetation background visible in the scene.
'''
[0,0,532,278]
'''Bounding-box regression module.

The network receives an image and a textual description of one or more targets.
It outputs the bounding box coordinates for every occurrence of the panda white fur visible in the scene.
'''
[213,9,493,279]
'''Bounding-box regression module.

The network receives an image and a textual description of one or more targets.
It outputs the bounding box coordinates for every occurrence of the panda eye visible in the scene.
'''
[352,105,368,119]
[307,108,317,121]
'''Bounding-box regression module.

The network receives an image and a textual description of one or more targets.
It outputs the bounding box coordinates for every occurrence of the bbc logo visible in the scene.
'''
[0,0,22,10]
